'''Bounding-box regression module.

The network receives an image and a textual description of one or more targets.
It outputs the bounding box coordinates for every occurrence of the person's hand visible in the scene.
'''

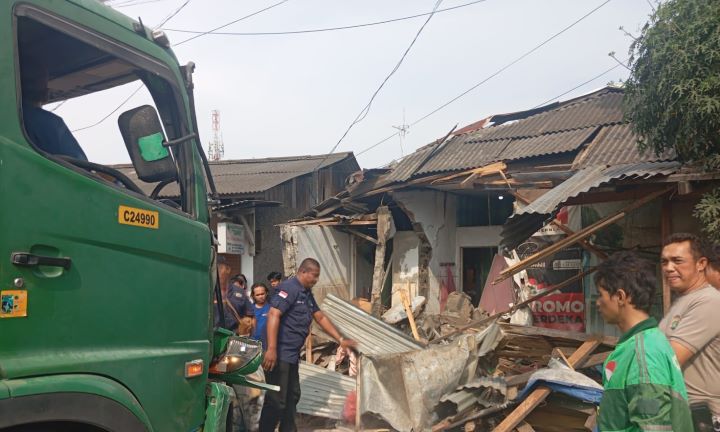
[262,347,277,371]
[340,338,358,353]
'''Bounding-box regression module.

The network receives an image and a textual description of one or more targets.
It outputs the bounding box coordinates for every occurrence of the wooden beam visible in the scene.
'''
[431,161,507,184]
[492,339,601,432]
[401,287,421,341]
[496,187,673,284]
[344,228,379,245]
[371,207,394,317]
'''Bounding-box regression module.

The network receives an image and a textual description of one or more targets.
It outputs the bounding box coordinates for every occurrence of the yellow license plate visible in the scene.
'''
[118,205,159,229]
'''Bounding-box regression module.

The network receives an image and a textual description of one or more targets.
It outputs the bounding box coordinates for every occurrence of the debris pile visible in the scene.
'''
[296,293,616,431]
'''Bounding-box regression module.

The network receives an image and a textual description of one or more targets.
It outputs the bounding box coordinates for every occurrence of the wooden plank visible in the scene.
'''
[344,228,379,245]
[401,287,421,341]
[492,339,601,432]
[496,187,672,284]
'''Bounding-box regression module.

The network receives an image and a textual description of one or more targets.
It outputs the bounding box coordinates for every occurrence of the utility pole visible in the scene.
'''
[208,109,224,161]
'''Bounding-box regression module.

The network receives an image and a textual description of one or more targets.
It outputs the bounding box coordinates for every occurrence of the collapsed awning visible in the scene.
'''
[500,161,681,250]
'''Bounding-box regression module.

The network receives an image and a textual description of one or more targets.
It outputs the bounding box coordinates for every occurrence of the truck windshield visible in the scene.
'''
[16,11,193,214]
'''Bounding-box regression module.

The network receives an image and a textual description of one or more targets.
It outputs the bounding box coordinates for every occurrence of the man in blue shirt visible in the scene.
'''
[214,256,254,334]
[259,258,357,432]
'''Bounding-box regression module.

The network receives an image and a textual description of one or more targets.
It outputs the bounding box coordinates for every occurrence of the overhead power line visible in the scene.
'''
[355,0,613,157]
[314,0,445,170]
[69,0,290,131]
[409,0,612,127]
[173,0,290,46]
[163,0,488,36]
[531,61,625,109]
[155,0,191,28]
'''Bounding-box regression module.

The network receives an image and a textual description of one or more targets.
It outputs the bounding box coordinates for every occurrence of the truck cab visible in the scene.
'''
[0,1,245,430]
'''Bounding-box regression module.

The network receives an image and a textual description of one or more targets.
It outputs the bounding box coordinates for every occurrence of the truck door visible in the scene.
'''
[0,4,212,431]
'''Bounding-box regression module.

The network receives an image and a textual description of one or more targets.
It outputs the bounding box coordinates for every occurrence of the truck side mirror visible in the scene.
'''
[118,105,178,183]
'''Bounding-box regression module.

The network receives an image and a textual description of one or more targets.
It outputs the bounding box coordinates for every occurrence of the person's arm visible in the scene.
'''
[667,295,720,366]
[262,307,281,371]
[313,310,358,351]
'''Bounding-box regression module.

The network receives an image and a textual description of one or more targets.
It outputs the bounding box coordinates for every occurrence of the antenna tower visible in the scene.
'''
[208,110,224,161]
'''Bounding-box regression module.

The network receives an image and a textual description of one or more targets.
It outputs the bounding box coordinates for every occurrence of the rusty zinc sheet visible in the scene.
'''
[321,293,424,355]
[501,161,681,249]
[297,362,356,420]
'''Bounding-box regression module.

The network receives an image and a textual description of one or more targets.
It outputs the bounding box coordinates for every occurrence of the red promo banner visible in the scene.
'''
[529,292,585,332]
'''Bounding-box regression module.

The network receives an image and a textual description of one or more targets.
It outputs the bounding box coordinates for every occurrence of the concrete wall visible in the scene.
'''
[392,231,420,302]
[394,190,458,314]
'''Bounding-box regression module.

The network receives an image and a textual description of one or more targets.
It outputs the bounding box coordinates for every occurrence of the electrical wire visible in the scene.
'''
[173,0,290,47]
[313,0,444,170]
[71,84,144,132]
[531,62,624,109]
[70,0,289,131]
[409,0,612,127]
[355,0,614,158]
[155,0,191,28]
[163,0,488,36]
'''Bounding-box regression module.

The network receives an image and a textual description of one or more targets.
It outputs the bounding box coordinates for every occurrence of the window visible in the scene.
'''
[15,7,195,215]
[456,193,515,227]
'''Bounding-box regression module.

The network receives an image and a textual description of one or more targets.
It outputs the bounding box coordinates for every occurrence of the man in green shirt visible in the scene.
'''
[595,251,692,431]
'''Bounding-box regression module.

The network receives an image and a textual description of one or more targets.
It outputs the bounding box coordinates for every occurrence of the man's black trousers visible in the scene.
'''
[259,361,301,432]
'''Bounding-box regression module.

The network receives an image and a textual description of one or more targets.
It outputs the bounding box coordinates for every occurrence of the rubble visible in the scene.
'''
[299,293,617,431]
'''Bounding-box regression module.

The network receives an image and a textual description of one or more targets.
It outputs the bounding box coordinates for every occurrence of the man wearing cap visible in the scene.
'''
[259,258,357,432]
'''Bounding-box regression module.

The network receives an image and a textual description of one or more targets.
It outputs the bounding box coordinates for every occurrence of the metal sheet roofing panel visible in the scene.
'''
[114,152,355,197]
[384,144,438,183]
[415,135,510,175]
[574,123,676,168]
[298,362,356,420]
[501,161,681,249]
[474,90,624,141]
[321,293,424,355]
[497,127,596,161]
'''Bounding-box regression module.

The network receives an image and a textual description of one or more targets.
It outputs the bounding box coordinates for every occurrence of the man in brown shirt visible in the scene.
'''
[659,233,720,431]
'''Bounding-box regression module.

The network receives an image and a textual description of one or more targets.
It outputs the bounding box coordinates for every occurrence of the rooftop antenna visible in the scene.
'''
[208,109,224,161]
[392,108,409,157]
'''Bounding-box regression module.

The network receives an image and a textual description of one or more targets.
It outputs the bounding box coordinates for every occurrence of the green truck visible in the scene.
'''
[0,1,270,430]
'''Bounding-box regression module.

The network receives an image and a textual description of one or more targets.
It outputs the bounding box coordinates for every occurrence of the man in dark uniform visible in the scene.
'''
[259,258,357,432]
[214,256,254,334]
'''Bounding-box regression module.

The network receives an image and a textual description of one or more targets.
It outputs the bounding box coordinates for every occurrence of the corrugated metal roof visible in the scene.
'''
[297,362,356,420]
[500,161,681,249]
[114,152,356,197]
[496,127,597,161]
[385,87,627,179]
[416,135,510,175]
[321,293,424,355]
[384,143,439,183]
[473,89,623,141]
[573,123,676,168]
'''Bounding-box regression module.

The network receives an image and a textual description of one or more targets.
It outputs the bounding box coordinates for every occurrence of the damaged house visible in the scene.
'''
[283,86,720,335]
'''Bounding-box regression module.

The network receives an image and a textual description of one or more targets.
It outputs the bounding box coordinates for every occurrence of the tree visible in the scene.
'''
[624,0,720,241]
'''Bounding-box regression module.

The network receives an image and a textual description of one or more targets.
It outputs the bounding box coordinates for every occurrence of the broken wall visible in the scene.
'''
[394,190,458,314]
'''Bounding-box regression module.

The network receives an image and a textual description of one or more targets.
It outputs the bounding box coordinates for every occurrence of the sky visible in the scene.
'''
[54,0,656,169]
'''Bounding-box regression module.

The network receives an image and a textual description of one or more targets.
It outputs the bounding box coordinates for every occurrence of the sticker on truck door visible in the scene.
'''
[1,290,27,318]
[118,205,159,229]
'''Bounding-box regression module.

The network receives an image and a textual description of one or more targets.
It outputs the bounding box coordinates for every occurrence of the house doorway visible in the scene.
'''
[462,247,496,306]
